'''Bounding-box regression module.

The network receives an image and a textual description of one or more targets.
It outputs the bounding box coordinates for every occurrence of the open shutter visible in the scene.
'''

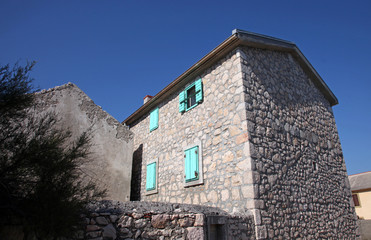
[195,79,203,103]
[146,162,156,191]
[179,90,186,112]
[149,108,159,131]
[185,146,199,182]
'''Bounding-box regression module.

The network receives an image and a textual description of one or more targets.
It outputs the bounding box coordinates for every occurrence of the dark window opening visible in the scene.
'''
[312,161,318,171]
[209,224,224,240]
[130,144,143,201]
[186,86,196,109]
[352,194,360,206]
[207,216,227,240]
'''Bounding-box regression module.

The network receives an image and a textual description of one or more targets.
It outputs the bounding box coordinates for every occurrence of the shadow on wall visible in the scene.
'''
[241,47,358,238]
[130,144,143,201]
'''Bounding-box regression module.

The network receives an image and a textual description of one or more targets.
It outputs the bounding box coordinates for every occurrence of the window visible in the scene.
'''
[185,146,199,182]
[146,159,158,195]
[179,79,203,112]
[312,161,318,171]
[207,216,227,240]
[149,107,159,132]
[352,194,360,207]
[183,141,203,187]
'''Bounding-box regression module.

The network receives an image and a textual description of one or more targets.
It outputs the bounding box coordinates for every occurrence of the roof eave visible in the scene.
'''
[123,33,241,126]
[123,30,338,126]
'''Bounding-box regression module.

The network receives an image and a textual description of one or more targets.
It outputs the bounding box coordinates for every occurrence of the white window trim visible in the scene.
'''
[145,158,159,195]
[183,140,204,187]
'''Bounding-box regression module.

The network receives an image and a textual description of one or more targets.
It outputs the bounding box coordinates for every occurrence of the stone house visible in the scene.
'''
[123,29,358,239]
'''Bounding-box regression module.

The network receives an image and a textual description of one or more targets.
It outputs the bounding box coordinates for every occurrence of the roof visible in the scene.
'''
[123,29,338,126]
[349,171,371,192]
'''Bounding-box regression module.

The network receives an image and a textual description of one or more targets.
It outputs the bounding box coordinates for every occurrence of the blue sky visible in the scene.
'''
[1,0,370,175]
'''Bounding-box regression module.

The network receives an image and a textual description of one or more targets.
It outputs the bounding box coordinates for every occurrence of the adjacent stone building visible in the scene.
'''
[124,30,358,239]
[34,83,133,202]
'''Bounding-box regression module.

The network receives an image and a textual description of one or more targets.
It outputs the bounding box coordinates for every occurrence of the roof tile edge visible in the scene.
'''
[123,29,338,126]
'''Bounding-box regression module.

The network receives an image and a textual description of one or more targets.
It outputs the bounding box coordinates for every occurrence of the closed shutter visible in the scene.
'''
[146,162,156,191]
[149,108,159,131]
[179,90,186,112]
[185,146,199,182]
[195,79,203,103]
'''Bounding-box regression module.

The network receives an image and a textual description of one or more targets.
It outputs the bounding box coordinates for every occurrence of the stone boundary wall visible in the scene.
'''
[80,201,255,239]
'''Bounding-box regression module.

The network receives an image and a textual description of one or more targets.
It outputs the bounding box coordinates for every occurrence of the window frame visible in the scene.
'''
[179,78,203,113]
[185,83,198,111]
[145,158,158,195]
[149,107,159,132]
[352,193,360,207]
[183,140,204,187]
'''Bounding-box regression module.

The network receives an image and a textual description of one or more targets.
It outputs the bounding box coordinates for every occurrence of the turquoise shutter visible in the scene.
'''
[179,91,186,112]
[185,146,199,182]
[146,162,156,191]
[149,108,159,131]
[195,79,203,103]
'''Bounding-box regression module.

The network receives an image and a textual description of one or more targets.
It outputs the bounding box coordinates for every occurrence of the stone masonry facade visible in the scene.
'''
[128,31,359,239]
[130,49,254,214]
[239,47,358,239]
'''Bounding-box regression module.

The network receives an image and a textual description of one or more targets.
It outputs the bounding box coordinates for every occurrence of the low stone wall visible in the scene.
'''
[81,201,255,239]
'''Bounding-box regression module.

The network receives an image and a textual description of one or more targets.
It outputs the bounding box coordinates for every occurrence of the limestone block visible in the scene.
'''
[179,217,195,227]
[207,190,218,203]
[221,189,230,201]
[151,214,170,229]
[194,214,205,226]
[86,225,100,232]
[118,216,133,228]
[109,215,118,223]
[231,188,241,200]
[102,224,116,239]
[95,216,108,225]
[236,132,249,144]
[186,227,204,240]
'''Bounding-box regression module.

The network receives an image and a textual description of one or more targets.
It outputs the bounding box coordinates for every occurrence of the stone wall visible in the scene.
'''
[80,201,255,240]
[129,44,359,239]
[34,83,134,202]
[130,49,254,213]
[239,46,359,239]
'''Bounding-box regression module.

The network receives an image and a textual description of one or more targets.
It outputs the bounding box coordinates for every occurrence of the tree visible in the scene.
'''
[0,62,106,239]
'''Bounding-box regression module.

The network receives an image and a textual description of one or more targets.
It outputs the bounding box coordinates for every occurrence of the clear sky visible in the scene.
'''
[1,0,370,175]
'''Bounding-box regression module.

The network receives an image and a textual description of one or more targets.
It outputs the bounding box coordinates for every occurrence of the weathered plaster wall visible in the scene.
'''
[240,46,358,239]
[34,83,133,202]
[130,50,255,213]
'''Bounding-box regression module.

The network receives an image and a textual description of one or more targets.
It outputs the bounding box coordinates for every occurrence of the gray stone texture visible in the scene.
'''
[130,50,254,213]
[81,200,255,240]
[129,45,358,238]
[239,46,358,239]
[33,83,133,202]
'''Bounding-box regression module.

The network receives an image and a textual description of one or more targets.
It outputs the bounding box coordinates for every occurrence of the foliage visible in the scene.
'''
[0,62,105,239]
